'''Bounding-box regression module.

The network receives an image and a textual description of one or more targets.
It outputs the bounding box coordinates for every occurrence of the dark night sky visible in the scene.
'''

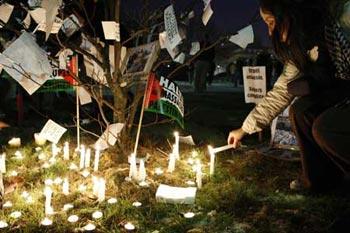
[122,0,270,47]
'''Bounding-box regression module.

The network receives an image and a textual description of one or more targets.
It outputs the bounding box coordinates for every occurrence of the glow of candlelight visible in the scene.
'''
[154,167,163,175]
[124,222,135,231]
[132,201,142,207]
[92,211,103,219]
[83,223,96,231]
[107,198,118,204]
[0,221,8,229]
[34,133,46,146]
[67,215,79,223]
[10,211,21,219]
[184,212,195,218]
[40,217,53,226]
[138,159,146,182]
[63,203,74,211]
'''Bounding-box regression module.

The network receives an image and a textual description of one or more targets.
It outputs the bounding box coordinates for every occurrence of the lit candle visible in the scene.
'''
[128,153,138,180]
[83,223,96,231]
[208,145,215,176]
[0,153,6,173]
[184,212,195,219]
[92,176,98,196]
[10,211,21,219]
[196,159,202,189]
[92,211,103,219]
[138,159,146,183]
[167,153,176,173]
[0,221,8,229]
[63,142,69,160]
[107,198,117,204]
[132,201,142,207]
[44,186,53,215]
[34,133,46,146]
[97,178,105,202]
[124,222,135,231]
[67,215,79,223]
[84,148,91,168]
[51,143,58,158]
[3,201,12,208]
[93,148,100,172]
[62,178,69,195]
[40,217,53,226]
[79,145,85,169]
[174,132,180,160]
[8,138,21,147]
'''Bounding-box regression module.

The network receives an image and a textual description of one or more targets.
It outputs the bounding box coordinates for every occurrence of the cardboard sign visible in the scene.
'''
[0,3,14,28]
[94,123,124,150]
[0,32,52,95]
[229,25,254,49]
[39,119,67,144]
[101,21,120,41]
[243,66,266,103]
[164,5,182,50]
[61,14,81,37]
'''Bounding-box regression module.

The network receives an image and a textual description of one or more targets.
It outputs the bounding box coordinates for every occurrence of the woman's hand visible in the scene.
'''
[227,128,247,148]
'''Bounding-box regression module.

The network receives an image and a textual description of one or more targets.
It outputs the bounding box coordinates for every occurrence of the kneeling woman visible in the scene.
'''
[228,0,350,192]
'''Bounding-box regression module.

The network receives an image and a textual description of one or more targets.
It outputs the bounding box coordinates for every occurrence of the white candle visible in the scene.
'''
[63,142,69,160]
[34,133,46,146]
[79,145,85,169]
[84,148,91,168]
[92,176,98,196]
[97,178,105,202]
[8,138,21,147]
[0,221,8,229]
[174,131,180,160]
[132,201,142,207]
[40,217,53,226]
[51,143,58,158]
[128,153,138,180]
[184,212,195,218]
[196,159,202,189]
[0,153,6,173]
[138,159,146,182]
[62,178,69,195]
[93,149,100,172]
[167,153,176,173]
[208,145,215,176]
[44,186,53,215]
[212,144,235,154]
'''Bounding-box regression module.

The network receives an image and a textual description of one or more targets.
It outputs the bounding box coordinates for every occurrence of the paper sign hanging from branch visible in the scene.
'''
[101,21,120,41]
[41,0,62,40]
[229,25,254,49]
[0,32,52,95]
[202,2,213,26]
[94,123,125,150]
[39,119,67,144]
[0,3,14,28]
[77,86,92,105]
[61,14,81,37]
[164,5,182,50]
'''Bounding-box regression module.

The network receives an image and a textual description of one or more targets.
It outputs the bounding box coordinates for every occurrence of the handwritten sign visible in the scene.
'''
[243,66,266,103]
[61,14,81,37]
[164,5,182,50]
[39,119,67,144]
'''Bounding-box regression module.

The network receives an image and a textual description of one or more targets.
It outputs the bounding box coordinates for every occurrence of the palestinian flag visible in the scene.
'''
[144,73,184,128]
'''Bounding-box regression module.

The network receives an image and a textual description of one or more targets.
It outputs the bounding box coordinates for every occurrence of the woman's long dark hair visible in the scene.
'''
[259,0,328,72]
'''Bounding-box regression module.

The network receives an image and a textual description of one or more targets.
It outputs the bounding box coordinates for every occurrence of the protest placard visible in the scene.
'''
[101,21,120,41]
[164,5,182,50]
[243,66,266,104]
[39,119,67,144]
[0,32,52,95]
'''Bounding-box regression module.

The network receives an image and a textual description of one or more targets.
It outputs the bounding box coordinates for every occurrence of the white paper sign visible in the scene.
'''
[164,5,182,50]
[179,135,196,146]
[0,3,14,28]
[61,14,81,37]
[39,119,67,144]
[28,0,42,8]
[156,184,197,204]
[202,3,213,26]
[101,21,120,41]
[38,17,63,34]
[159,31,167,49]
[243,66,266,103]
[229,25,254,49]
[0,32,52,95]
[23,12,31,29]
[41,0,62,40]
[77,86,92,105]
[190,42,200,55]
[174,52,185,64]
[29,8,46,24]
[94,123,124,150]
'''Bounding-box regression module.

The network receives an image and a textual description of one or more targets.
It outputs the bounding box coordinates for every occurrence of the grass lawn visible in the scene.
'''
[0,91,349,233]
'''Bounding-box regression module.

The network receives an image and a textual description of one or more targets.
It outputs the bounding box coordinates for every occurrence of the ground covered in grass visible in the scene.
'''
[0,91,349,233]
